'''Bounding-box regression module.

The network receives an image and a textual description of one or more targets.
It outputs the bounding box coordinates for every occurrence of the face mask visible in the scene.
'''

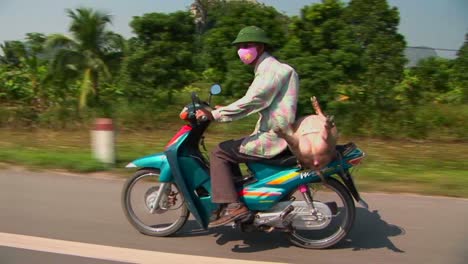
[237,47,258,64]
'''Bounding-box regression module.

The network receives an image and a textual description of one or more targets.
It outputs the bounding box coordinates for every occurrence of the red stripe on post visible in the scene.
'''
[93,118,114,131]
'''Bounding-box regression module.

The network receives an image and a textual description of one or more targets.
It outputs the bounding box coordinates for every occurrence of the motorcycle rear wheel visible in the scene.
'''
[121,169,189,237]
[288,177,355,249]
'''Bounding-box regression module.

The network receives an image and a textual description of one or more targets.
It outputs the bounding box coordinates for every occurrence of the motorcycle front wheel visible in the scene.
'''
[288,177,355,249]
[121,169,189,237]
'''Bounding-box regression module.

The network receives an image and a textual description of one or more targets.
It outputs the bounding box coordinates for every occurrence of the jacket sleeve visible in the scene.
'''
[211,71,281,122]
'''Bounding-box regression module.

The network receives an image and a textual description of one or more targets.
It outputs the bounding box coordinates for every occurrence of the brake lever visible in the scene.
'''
[191,92,197,117]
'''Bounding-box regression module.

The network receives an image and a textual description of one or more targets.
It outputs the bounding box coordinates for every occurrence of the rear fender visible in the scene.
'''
[335,169,369,209]
[336,170,360,201]
[126,152,172,182]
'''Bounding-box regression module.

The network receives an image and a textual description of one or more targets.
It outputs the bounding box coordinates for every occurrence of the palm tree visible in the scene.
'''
[46,7,124,109]
[0,40,26,66]
[1,35,48,108]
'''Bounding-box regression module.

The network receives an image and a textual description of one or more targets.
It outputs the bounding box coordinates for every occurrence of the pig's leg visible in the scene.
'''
[311,96,324,116]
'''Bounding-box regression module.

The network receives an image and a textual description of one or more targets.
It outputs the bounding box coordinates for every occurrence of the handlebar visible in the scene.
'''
[191,92,198,117]
[189,92,212,123]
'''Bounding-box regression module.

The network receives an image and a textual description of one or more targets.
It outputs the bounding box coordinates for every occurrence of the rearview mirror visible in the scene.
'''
[210,84,222,95]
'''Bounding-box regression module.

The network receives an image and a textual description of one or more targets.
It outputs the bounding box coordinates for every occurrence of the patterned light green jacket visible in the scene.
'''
[211,52,299,158]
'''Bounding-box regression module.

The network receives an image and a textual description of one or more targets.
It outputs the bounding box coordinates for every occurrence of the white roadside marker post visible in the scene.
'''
[91,118,115,164]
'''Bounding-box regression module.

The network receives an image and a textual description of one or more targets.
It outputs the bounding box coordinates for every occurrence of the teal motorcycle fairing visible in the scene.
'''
[125,152,173,182]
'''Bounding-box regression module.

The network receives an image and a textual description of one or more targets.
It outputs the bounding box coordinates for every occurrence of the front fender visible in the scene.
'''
[126,152,172,182]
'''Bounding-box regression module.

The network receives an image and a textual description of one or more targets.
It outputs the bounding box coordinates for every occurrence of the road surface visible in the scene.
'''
[0,168,467,264]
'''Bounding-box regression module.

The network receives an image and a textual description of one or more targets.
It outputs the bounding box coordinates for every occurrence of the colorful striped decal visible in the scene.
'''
[267,171,300,185]
[239,189,282,197]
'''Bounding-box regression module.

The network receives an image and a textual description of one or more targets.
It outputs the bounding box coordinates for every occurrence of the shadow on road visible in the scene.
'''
[338,208,405,252]
[177,208,405,253]
[177,221,290,252]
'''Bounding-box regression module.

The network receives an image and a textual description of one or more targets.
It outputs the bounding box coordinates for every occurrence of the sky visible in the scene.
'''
[0,0,467,58]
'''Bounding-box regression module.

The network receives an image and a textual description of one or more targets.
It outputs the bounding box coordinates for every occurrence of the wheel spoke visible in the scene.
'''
[288,178,355,249]
[122,170,189,237]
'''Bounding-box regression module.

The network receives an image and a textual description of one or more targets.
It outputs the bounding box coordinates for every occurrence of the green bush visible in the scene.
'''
[0,105,37,128]
[408,104,468,140]
[2,98,466,141]
[330,101,467,140]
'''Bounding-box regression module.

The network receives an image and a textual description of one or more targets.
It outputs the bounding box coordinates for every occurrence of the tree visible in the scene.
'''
[120,11,196,104]
[396,34,468,105]
[327,0,407,135]
[191,0,209,33]
[197,0,289,97]
[22,33,48,106]
[394,57,452,106]
[450,33,468,103]
[339,0,406,109]
[278,0,406,135]
[0,34,48,107]
[0,41,27,66]
[46,7,124,109]
[0,64,35,103]
[279,0,353,114]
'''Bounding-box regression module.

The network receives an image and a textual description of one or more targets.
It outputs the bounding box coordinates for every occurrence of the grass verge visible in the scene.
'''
[1,127,467,198]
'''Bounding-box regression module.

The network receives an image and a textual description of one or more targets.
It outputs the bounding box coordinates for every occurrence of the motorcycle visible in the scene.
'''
[121,84,368,249]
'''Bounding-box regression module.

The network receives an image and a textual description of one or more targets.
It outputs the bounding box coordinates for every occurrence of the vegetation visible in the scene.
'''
[0,0,466,140]
[46,8,125,109]
[0,1,467,198]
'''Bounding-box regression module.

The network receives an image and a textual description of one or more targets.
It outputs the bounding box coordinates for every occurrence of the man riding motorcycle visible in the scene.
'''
[196,26,300,227]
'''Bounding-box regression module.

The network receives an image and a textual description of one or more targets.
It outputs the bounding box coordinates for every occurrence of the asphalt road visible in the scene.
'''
[0,168,467,264]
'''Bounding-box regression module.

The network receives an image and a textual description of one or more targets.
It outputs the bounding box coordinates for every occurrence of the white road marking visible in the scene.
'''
[0,232,282,264]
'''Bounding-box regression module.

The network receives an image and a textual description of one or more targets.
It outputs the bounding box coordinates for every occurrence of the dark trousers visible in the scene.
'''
[210,138,267,203]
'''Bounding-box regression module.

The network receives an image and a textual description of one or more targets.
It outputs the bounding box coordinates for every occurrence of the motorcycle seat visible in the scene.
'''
[256,148,299,167]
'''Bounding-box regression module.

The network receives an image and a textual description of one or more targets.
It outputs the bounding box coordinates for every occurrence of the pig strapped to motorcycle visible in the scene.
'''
[274,96,338,181]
